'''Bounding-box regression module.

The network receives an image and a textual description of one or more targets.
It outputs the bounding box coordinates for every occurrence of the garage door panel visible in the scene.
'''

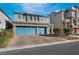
[16,27,36,35]
[38,28,45,35]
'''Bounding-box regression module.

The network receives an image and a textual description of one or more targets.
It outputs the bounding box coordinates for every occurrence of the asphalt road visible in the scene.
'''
[0,41,79,55]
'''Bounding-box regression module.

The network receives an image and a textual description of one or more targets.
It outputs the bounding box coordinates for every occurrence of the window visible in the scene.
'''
[62,22,65,27]
[78,17,79,22]
[72,11,76,17]
[37,16,39,21]
[26,15,27,21]
[32,16,34,21]
[78,11,79,16]
[29,15,32,20]
[42,17,44,21]
[73,19,76,25]
[0,20,1,23]
[0,22,1,23]
[34,16,36,21]
[67,22,70,27]
[23,14,26,19]
[18,14,21,19]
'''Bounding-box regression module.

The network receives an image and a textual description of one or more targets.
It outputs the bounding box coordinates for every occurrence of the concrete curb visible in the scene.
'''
[0,39,79,52]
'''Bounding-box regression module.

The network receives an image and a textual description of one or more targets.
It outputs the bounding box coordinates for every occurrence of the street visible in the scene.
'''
[0,41,79,55]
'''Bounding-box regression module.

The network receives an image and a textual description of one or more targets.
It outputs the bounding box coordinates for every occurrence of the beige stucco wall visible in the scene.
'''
[0,11,12,29]
[15,14,50,24]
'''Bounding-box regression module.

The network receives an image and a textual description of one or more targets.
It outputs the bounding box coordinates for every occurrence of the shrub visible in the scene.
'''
[0,32,6,48]
[0,29,13,48]
[53,28,60,35]
[63,28,72,35]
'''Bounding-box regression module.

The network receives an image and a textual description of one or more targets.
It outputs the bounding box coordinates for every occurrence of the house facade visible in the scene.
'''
[50,6,79,34]
[0,9,13,31]
[13,13,53,35]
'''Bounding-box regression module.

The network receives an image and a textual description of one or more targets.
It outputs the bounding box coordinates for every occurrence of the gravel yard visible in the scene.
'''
[7,35,67,47]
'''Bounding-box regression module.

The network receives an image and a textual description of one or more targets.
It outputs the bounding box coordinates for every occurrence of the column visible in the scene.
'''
[71,18,74,27]
[51,26,53,34]
[36,27,39,35]
[13,24,16,36]
[65,20,68,28]
[76,8,78,26]
[46,27,50,34]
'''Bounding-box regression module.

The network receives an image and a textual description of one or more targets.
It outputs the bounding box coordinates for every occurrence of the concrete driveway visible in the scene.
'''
[8,35,66,47]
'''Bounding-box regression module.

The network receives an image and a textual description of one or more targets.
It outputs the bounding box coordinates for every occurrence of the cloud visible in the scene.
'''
[55,10,61,12]
[21,3,50,15]
[20,3,65,16]
[22,3,46,10]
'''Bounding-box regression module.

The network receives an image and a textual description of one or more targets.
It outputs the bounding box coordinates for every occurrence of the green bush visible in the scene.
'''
[53,28,61,35]
[0,29,13,48]
[63,28,72,35]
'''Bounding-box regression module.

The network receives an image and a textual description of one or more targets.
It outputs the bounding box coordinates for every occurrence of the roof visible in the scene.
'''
[49,10,63,16]
[14,12,46,17]
[49,6,79,16]
[65,6,79,12]
[0,9,12,21]
[72,6,79,8]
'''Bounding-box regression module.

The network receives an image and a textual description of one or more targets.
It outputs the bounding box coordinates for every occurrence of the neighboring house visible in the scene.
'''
[0,9,13,31]
[13,12,53,35]
[49,6,79,34]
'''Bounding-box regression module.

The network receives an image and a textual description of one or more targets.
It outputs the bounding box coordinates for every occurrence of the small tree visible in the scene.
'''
[53,28,60,35]
[63,28,72,35]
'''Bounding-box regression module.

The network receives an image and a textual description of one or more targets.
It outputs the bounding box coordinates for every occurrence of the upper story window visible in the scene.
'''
[77,11,79,18]
[0,19,1,23]
[42,17,44,21]
[22,14,26,19]
[30,15,32,20]
[67,22,70,27]
[72,11,76,17]
[73,19,76,26]
[46,18,49,22]
[78,17,79,22]
[18,14,21,19]
[37,16,39,21]
[34,16,36,21]
[18,14,25,19]
[62,22,65,27]
[18,14,27,19]
[26,15,27,21]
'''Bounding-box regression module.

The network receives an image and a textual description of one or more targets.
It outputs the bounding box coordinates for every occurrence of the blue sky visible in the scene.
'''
[0,3,79,20]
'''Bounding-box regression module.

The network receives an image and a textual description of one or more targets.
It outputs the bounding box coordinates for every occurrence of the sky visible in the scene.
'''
[0,3,79,20]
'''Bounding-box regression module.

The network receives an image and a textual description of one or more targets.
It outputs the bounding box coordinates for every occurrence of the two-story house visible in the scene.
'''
[0,9,13,31]
[13,12,53,35]
[50,6,79,34]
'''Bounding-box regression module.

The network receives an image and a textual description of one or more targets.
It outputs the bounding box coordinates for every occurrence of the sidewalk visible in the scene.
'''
[0,39,79,52]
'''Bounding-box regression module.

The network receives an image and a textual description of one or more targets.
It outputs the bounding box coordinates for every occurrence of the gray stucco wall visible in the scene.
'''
[50,11,63,29]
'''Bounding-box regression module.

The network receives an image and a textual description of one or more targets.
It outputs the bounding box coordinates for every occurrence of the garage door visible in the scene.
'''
[16,27,36,35]
[38,28,45,35]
